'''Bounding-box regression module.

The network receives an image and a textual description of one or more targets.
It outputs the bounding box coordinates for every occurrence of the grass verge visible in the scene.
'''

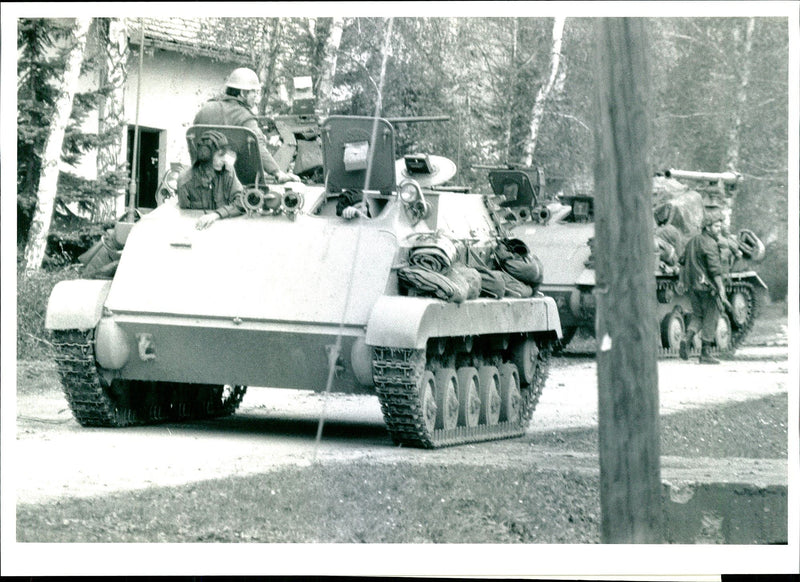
[16,392,788,543]
[17,463,600,543]
[532,392,788,459]
[16,264,82,361]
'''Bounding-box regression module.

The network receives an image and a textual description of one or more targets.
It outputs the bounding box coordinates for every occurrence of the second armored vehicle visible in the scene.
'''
[483,166,768,353]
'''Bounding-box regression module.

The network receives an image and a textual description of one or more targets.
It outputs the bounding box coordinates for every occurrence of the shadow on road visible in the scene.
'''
[145,412,394,446]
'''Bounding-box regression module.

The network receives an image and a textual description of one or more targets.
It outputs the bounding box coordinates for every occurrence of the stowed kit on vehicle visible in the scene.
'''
[46,116,562,448]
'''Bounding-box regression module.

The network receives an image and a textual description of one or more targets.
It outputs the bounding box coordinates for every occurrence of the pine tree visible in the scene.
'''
[17,18,73,249]
[18,17,128,268]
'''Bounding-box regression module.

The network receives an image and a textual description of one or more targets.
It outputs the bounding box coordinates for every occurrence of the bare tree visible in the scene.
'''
[504,17,519,162]
[257,18,284,116]
[96,17,128,222]
[316,17,345,118]
[523,16,566,167]
[23,17,92,272]
[725,17,755,172]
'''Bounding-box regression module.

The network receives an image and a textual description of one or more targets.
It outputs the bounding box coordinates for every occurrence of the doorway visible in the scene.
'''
[127,126,164,209]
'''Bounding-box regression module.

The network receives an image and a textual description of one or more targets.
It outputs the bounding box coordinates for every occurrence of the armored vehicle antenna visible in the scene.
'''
[125,22,145,222]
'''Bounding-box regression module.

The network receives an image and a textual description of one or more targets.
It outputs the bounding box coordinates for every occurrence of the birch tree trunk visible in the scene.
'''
[23,17,92,272]
[724,18,755,224]
[522,16,566,167]
[258,18,283,117]
[96,17,128,222]
[725,18,754,173]
[316,17,345,118]
[504,18,519,163]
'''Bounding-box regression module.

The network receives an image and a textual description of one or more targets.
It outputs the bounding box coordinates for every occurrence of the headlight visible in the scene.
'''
[165,170,180,191]
[398,179,429,224]
[156,168,185,206]
[398,179,422,204]
[281,189,304,221]
[239,186,303,219]
[241,188,265,215]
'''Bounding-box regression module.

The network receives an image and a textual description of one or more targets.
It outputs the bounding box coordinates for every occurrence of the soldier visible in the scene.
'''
[194,67,299,184]
[718,223,744,272]
[177,130,244,230]
[678,207,733,364]
[336,189,370,220]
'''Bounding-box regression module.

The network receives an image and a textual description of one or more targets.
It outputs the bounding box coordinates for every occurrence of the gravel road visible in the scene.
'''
[13,343,789,506]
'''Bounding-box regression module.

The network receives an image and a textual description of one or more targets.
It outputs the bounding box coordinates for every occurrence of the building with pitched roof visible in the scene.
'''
[121,17,255,209]
[73,17,256,212]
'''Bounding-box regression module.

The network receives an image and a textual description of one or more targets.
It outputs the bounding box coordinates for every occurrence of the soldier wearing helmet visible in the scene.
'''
[678,205,733,364]
[177,130,244,230]
[194,68,299,184]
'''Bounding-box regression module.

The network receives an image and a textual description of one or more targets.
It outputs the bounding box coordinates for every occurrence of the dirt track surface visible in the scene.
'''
[13,343,789,506]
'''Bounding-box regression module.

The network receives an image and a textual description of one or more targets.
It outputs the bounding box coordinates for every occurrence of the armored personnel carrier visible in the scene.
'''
[484,167,767,353]
[46,116,562,448]
[263,76,325,183]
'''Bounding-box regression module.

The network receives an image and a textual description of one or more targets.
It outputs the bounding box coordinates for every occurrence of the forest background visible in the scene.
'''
[12,12,793,358]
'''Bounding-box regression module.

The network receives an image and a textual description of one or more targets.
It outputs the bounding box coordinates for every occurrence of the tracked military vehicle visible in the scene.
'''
[484,166,767,353]
[262,76,325,183]
[46,116,562,448]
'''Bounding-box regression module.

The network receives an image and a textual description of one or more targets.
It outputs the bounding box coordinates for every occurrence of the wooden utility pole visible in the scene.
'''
[592,18,662,543]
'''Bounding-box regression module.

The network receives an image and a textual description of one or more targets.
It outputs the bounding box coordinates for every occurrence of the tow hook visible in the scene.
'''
[137,333,156,361]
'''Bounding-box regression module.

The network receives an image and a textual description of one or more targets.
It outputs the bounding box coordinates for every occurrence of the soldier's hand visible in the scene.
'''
[196,212,220,230]
[342,205,368,220]
[275,171,301,184]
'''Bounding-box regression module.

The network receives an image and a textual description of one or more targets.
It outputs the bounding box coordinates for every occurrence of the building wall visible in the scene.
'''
[125,47,237,169]
[71,43,242,215]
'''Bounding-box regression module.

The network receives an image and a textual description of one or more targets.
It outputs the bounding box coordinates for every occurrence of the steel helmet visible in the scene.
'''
[225,67,261,91]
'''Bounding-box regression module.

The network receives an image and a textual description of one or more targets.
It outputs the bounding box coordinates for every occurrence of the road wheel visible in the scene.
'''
[456,367,481,427]
[478,365,501,425]
[729,289,750,328]
[660,308,685,350]
[498,363,522,423]
[417,371,438,434]
[511,339,539,385]
[434,368,459,430]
